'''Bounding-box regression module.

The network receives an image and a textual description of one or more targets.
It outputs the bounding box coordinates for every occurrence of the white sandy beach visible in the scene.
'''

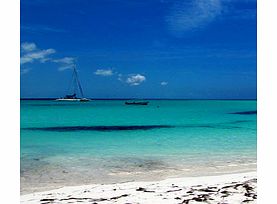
[21,172,257,204]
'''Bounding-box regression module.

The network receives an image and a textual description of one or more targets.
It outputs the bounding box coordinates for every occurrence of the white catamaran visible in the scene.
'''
[56,65,90,102]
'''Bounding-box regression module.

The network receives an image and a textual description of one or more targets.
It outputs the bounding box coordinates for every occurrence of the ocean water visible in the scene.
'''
[20,100,257,193]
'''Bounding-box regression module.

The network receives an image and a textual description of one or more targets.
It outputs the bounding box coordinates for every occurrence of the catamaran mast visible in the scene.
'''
[73,64,85,98]
[56,61,89,101]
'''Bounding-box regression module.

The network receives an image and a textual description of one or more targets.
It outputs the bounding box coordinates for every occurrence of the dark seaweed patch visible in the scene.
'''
[230,111,257,115]
[23,123,245,132]
[24,125,173,132]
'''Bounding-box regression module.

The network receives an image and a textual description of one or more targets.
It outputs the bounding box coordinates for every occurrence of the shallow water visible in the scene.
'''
[20,100,257,193]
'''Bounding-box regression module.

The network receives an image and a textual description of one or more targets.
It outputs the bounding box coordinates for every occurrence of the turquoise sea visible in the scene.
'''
[20,100,257,193]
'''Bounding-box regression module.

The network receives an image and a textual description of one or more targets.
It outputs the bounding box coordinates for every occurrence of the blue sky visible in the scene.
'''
[20,0,257,99]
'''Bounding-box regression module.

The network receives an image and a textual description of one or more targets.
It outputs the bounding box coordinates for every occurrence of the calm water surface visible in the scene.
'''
[20,100,257,193]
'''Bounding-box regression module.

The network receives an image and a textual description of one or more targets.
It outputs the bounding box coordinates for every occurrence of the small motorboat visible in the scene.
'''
[125,101,149,105]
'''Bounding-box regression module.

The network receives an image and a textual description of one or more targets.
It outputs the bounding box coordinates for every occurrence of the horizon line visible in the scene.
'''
[20,98,257,101]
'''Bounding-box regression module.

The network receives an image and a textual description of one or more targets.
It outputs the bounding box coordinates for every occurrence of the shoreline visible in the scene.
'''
[21,171,257,203]
[21,164,256,195]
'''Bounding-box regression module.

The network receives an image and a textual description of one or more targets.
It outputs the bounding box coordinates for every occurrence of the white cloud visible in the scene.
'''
[126,74,146,86]
[21,49,55,64]
[21,42,37,52]
[53,57,75,64]
[161,81,168,86]
[20,42,75,71]
[53,57,75,71]
[94,69,114,76]
[166,0,222,36]
[20,68,32,75]
[20,42,56,65]
[58,65,75,71]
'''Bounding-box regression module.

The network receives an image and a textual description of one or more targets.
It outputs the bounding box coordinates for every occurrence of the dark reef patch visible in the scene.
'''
[230,111,257,115]
[23,123,248,132]
[24,125,174,132]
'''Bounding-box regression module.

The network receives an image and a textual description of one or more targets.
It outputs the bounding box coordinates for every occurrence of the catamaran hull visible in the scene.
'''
[57,64,90,102]
[56,98,90,102]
